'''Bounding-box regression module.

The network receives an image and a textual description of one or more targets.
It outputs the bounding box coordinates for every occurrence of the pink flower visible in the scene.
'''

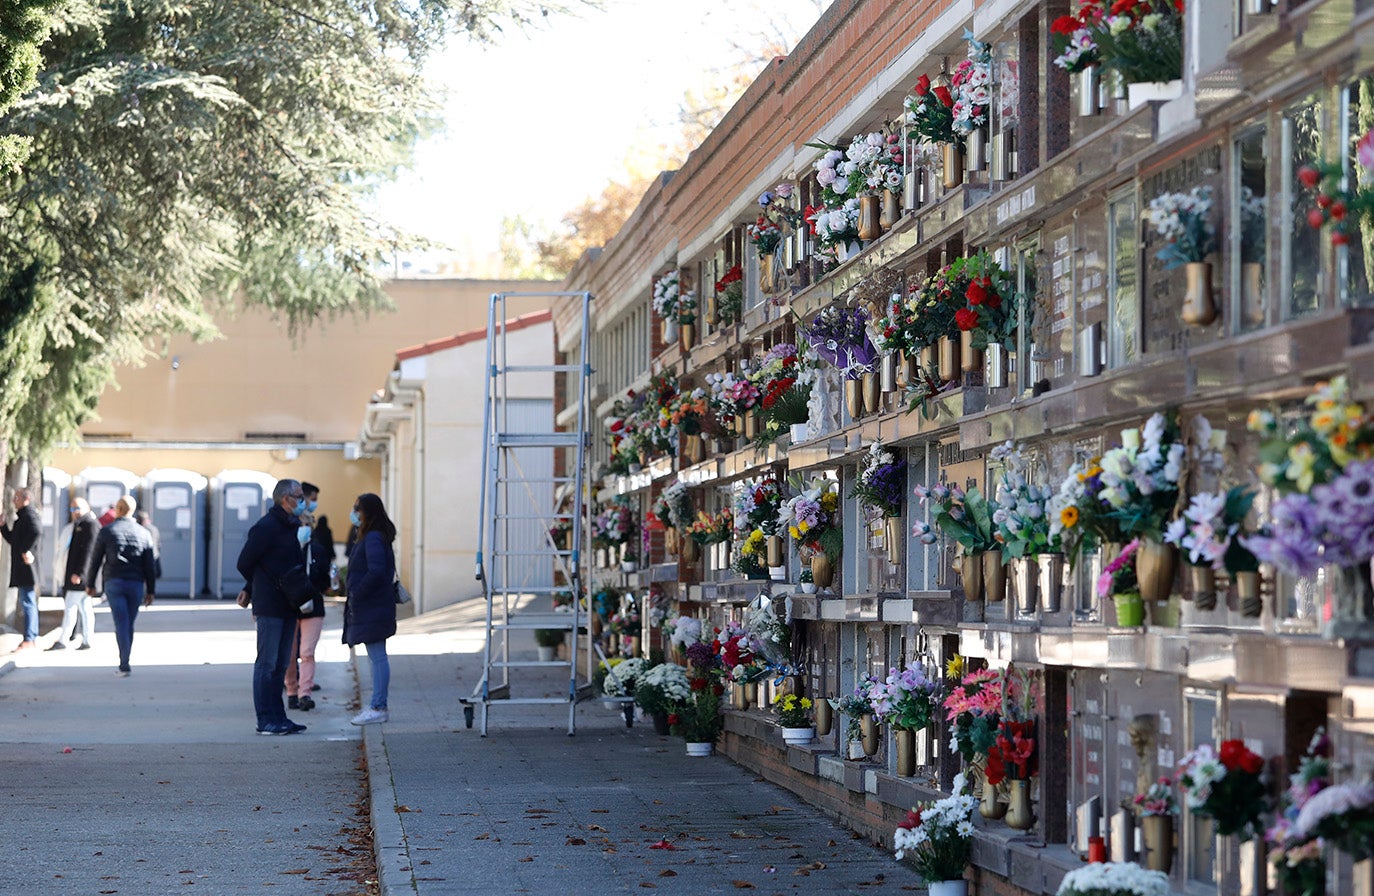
[1358,130,1374,172]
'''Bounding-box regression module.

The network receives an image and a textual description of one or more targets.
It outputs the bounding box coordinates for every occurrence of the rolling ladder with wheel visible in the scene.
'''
[472,291,593,736]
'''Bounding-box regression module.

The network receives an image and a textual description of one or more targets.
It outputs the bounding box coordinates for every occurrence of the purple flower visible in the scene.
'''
[1335,459,1374,505]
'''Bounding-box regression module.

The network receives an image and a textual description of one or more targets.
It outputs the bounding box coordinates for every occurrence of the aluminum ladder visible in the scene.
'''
[472,291,593,736]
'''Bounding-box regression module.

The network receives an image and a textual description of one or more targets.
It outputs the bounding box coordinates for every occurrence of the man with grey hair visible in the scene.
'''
[1,487,42,649]
[50,496,100,651]
[236,478,316,735]
[85,495,156,675]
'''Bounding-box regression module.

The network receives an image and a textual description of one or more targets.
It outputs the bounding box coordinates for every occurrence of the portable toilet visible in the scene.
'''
[39,468,72,596]
[143,469,209,599]
[209,470,277,598]
[76,466,142,522]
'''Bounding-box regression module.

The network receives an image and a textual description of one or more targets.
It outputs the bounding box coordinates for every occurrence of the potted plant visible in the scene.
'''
[772,692,815,745]
[634,661,691,736]
[892,773,980,896]
[798,566,816,593]
[533,628,564,662]
[1145,187,1217,325]
[870,662,942,776]
[1097,539,1144,627]
[1055,862,1171,896]
[676,639,725,755]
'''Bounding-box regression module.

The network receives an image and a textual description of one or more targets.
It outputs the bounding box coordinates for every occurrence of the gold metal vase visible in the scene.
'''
[766,534,785,568]
[685,433,705,464]
[665,527,680,557]
[1005,779,1035,830]
[679,322,696,352]
[861,370,880,413]
[1181,262,1217,326]
[938,336,960,381]
[961,552,984,602]
[682,539,700,563]
[744,413,758,440]
[920,344,937,374]
[1142,814,1174,873]
[815,698,833,737]
[759,254,775,295]
[844,378,863,420]
[960,328,982,373]
[982,551,1008,603]
[897,350,916,387]
[1135,540,1177,603]
[979,778,1007,819]
[880,189,901,231]
[860,713,879,756]
[1236,570,1262,618]
[810,554,835,590]
[858,194,882,241]
[884,516,903,566]
[942,143,964,189]
[894,728,916,777]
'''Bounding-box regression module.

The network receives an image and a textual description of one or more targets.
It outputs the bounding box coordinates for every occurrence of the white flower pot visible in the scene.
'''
[789,423,809,443]
[782,726,815,745]
[1127,79,1183,110]
[537,645,557,662]
[800,582,817,594]
[927,881,968,896]
[621,561,637,573]
[685,742,713,757]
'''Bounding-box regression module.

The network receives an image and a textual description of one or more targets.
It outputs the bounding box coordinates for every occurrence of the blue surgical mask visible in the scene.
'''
[297,525,312,546]
[349,510,361,527]
[292,499,307,516]
[306,499,318,514]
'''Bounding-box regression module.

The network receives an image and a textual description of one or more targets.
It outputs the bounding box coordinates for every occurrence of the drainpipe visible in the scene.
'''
[388,375,424,614]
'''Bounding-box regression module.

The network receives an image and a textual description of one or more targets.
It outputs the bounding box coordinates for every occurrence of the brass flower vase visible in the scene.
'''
[732,683,749,710]
[938,335,960,381]
[665,527,680,557]
[894,728,916,777]
[1241,261,1265,326]
[743,681,758,705]
[982,551,1008,603]
[1181,262,1217,326]
[960,329,982,373]
[860,712,880,756]
[759,254,775,295]
[766,534,785,568]
[942,143,964,189]
[884,516,904,566]
[1236,570,1262,618]
[880,352,898,393]
[744,413,758,440]
[880,189,901,231]
[682,538,700,564]
[1187,565,1214,601]
[1142,815,1174,873]
[920,344,937,375]
[1005,779,1035,830]
[810,554,835,590]
[897,350,916,387]
[685,433,705,465]
[961,552,985,602]
[858,194,882,241]
[844,378,863,420]
[979,778,1007,820]
[861,370,880,413]
[679,322,696,352]
[815,698,834,737]
[1136,540,1177,604]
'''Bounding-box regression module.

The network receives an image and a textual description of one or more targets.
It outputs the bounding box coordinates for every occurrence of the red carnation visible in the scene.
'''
[1110,0,1134,14]
[987,294,1002,309]
[1317,194,1333,208]
[1051,14,1081,33]
[955,308,980,331]
[667,713,680,726]
[1297,166,1321,189]
[1331,200,1348,220]
[932,85,954,108]
[1307,208,1327,229]
[966,280,989,306]
[1218,739,1247,771]
[1334,230,1352,246]
[690,677,707,692]
[913,74,931,96]
[712,683,725,697]
[609,420,625,433]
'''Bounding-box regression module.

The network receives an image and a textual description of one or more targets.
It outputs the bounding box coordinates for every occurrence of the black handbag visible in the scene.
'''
[274,563,321,612]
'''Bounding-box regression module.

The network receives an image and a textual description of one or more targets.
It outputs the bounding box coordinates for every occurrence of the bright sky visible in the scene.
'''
[370,0,831,276]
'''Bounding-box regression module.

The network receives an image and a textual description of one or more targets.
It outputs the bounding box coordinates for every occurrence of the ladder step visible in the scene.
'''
[487,585,578,595]
[495,433,583,447]
[491,660,574,668]
[498,364,585,373]
[484,697,574,706]
[492,619,577,630]
[489,550,575,557]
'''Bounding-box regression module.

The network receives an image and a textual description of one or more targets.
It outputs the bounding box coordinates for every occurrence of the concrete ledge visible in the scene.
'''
[358,648,415,896]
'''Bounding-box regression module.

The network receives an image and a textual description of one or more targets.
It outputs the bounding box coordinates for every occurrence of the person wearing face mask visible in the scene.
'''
[343,493,398,726]
[285,482,328,711]
[235,479,313,735]
[50,497,100,651]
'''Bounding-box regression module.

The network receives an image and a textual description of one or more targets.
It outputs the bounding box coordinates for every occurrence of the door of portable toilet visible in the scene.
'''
[39,468,72,596]
[143,469,208,599]
[76,466,142,522]
[209,470,277,598]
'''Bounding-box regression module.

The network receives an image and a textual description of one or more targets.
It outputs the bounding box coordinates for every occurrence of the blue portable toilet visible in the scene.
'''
[143,469,209,599]
[39,468,72,596]
[209,470,277,598]
[76,466,142,522]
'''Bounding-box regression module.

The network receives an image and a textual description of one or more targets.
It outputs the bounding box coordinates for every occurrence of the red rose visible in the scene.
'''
[690,677,706,692]
[1297,166,1321,189]
[1218,739,1247,771]
[955,308,980,331]
[667,713,680,726]
[1110,0,1134,14]
[712,683,725,697]
[966,280,988,306]
[914,74,931,96]
[1333,230,1352,246]
[932,85,954,108]
[987,293,1002,309]
[1051,14,1082,33]
[1241,750,1264,775]
[1307,208,1327,229]
[984,750,1006,785]
[1331,200,1347,220]
[1317,194,1333,208]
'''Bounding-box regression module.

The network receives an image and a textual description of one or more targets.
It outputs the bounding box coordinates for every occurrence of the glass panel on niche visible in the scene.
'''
[1342,78,1374,306]
[1234,124,1268,331]
[1283,95,1324,318]
[1185,689,1221,885]
[1107,191,1139,366]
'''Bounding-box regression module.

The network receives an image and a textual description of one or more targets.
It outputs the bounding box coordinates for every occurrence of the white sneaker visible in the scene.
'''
[351,708,388,726]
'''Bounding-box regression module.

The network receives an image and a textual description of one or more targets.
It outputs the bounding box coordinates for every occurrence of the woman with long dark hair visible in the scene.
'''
[344,492,398,725]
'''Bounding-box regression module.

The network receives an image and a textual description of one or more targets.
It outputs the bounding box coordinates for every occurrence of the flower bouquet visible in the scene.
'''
[1297,132,1374,247]
[608,608,640,638]
[747,217,783,255]
[772,693,814,728]
[984,666,1038,786]
[1050,12,1102,74]
[732,529,768,577]
[1145,187,1216,269]
[778,475,843,564]
[715,264,744,325]
[1164,487,1257,572]
[1177,739,1269,840]
[805,199,862,270]
[666,389,712,439]
[851,441,907,518]
[750,342,813,444]
[904,74,957,146]
[675,640,726,743]
[1266,728,1332,894]
[686,508,733,546]
[893,773,980,884]
[714,620,766,683]
[949,251,1021,352]
[950,38,993,138]
[734,476,784,543]
[706,370,761,424]
[1096,538,1140,605]
[1062,0,1183,86]
[943,664,1004,768]
[597,656,648,697]
[591,499,637,551]
[1055,862,1171,896]
[871,662,942,731]
[1292,779,1374,862]
[990,441,1059,560]
[1134,777,1178,817]
[654,479,695,532]
[912,482,998,557]
[652,269,680,322]
[757,182,804,229]
[634,661,691,719]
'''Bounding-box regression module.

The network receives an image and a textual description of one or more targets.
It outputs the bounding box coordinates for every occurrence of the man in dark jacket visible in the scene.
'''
[2,487,42,649]
[50,497,99,651]
[236,478,315,736]
[85,496,157,676]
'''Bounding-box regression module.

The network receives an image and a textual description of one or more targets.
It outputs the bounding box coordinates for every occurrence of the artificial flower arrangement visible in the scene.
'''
[1298,132,1374,248]
[943,661,1005,772]
[749,342,813,445]
[850,440,908,519]
[675,638,726,743]
[733,528,768,577]
[912,482,998,558]
[983,665,1038,786]
[714,619,766,683]
[757,182,804,230]
[1055,862,1171,896]
[904,73,957,146]
[607,607,640,637]
[778,474,843,564]
[950,37,993,138]
[664,388,713,441]
[743,595,792,667]
[666,614,704,652]
[652,269,680,323]
[686,508,733,546]
[590,499,637,550]
[653,479,695,532]
[705,370,762,423]
[804,198,862,267]
[805,304,878,380]
[772,693,814,728]
[951,251,1022,352]
[747,216,783,255]
[1096,538,1140,600]
[634,660,691,719]
[1164,487,1259,576]
[989,441,1060,560]
[1144,186,1216,269]
[734,476,784,541]
[833,675,882,743]
[1240,186,1267,264]
[677,289,698,326]
[1266,728,1332,895]
[597,656,648,698]
[870,661,943,732]
[1134,777,1179,818]
[893,772,980,885]
[1177,738,1270,840]
[1052,0,1183,87]
[1291,778,1374,862]
[714,264,744,326]
[813,131,905,199]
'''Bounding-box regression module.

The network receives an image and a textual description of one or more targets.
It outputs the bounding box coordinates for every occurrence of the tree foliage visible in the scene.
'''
[0,0,61,170]
[0,0,580,462]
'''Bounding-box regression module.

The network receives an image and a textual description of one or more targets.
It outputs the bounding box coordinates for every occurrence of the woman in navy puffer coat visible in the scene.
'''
[344,493,398,725]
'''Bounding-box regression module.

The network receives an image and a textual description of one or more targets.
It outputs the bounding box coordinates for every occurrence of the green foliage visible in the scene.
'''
[533,628,565,648]
[674,685,723,744]
[0,0,60,169]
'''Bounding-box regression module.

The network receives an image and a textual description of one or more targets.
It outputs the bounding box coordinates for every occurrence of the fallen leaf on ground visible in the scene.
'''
[396,806,414,813]
[639,884,656,889]
[648,840,676,850]
[518,857,534,863]
[659,870,677,877]
[473,834,490,841]
[586,824,607,832]
[566,838,586,846]
[730,881,755,889]
[281,870,308,875]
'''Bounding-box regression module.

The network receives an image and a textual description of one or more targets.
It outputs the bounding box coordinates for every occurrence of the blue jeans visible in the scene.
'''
[17,586,37,642]
[253,616,297,728]
[364,641,390,710]
[104,579,143,670]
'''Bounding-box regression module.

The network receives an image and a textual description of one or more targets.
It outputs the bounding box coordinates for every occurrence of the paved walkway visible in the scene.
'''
[2,597,923,895]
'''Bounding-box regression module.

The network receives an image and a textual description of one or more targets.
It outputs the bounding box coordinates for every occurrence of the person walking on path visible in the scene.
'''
[236,479,314,736]
[85,496,156,676]
[2,487,42,649]
[286,485,328,712]
[134,509,163,581]
[50,497,99,651]
[344,493,397,726]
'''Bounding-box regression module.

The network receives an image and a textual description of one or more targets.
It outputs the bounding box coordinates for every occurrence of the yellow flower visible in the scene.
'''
[946,655,965,679]
[821,493,839,512]
[1311,411,1338,434]
[799,697,813,710]
[1247,409,1274,432]
[1286,442,1317,493]
[1257,461,1283,485]
[1060,506,1080,528]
